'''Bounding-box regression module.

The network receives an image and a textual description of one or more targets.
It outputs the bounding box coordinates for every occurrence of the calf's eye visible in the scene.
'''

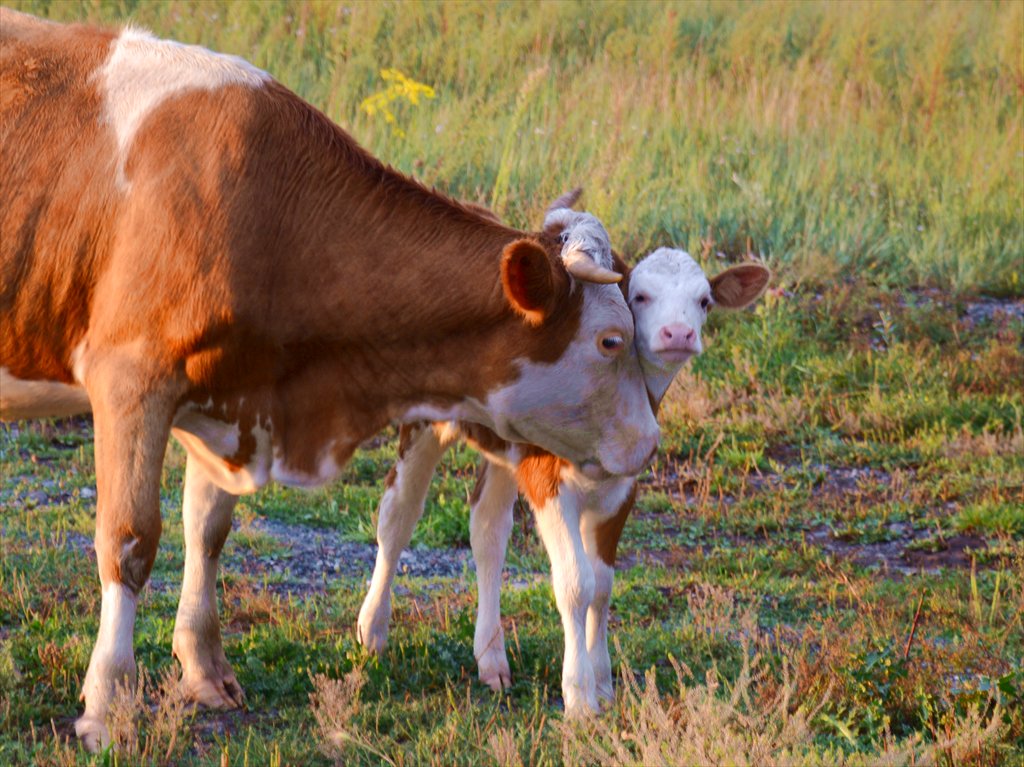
[700,296,712,311]
[632,293,647,305]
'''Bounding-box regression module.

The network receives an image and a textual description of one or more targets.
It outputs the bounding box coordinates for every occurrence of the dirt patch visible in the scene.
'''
[227,518,473,595]
[803,523,977,574]
[901,534,989,570]
[962,296,1024,326]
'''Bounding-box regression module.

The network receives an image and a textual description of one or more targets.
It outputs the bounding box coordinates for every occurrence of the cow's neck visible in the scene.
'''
[265,117,568,435]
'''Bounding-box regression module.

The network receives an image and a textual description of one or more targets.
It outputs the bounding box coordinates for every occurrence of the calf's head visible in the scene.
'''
[628,248,770,391]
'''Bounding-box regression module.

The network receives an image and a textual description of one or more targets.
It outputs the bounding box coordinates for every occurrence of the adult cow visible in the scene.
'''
[0,10,659,750]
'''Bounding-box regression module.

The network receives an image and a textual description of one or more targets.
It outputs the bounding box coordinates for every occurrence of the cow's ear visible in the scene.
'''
[709,263,771,309]
[501,239,559,326]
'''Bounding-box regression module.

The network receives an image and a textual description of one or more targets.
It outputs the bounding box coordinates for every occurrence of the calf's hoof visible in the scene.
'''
[355,607,390,655]
[75,715,110,754]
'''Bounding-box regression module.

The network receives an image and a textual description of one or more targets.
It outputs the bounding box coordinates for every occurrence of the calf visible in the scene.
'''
[0,11,660,749]
[357,244,770,713]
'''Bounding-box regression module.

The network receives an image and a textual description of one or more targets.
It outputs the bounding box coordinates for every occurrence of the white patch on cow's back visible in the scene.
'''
[0,367,92,419]
[97,25,270,184]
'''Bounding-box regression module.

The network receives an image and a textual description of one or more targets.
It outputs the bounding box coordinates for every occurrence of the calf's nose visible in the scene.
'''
[658,323,696,350]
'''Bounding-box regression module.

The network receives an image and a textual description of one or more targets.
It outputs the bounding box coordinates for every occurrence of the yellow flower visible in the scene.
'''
[360,69,436,138]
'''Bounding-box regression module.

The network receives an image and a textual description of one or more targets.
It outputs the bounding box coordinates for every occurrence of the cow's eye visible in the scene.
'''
[700,296,712,311]
[632,293,647,305]
[598,332,625,357]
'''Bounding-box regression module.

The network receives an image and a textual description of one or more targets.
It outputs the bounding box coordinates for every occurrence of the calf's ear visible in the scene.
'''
[501,239,561,326]
[710,263,771,309]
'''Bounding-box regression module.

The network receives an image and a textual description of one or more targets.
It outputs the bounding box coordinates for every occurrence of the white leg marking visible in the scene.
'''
[470,462,518,691]
[532,490,598,716]
[357,427,449,652]
[77,584,137,750]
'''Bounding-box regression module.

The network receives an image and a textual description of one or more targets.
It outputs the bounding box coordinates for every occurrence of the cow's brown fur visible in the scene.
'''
[1,16,596,483]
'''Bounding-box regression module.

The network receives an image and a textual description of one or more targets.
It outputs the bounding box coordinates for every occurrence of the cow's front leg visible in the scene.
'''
[357,423,449,652]
[171,455,242,709]
[581,523,615,703]
[76,354,180,752]
[469,462,517,691]
[532,492,597,716]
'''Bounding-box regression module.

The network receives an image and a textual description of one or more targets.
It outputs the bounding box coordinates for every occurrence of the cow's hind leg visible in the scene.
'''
[357,423,450,652]
[469,461,517,691]
[172,455,243,708]
[75,354,180,752]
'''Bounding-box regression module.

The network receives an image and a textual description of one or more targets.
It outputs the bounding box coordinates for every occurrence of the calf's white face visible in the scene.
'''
[629,248,713,366]
[628,248,771,383]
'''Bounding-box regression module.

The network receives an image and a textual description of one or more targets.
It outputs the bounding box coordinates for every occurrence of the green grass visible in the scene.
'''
[2,1,1024,765]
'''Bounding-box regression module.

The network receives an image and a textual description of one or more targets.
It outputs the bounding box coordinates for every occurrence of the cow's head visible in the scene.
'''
[481,203,658,479]
[627,248,770,397]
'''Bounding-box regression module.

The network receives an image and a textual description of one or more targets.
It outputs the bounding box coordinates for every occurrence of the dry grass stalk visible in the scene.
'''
[106,664,191,766]
[310,666,398,766]
[559,632,831,767]
[923,695,1009,767]
[488,726,525,767]
[686,583,743,640]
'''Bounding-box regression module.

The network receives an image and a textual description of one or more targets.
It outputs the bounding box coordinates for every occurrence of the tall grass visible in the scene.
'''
[13,0,1023,293]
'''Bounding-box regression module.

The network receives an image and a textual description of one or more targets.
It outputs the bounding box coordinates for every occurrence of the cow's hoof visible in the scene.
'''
[182,666,245,709]
[477,650,512,691]
[563,687,600,718]
[75,715,110,754]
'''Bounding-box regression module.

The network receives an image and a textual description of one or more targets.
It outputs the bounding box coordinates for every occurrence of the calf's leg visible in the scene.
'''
[171,455,243,708]
[357,423,450,652]
[469,462,517,690]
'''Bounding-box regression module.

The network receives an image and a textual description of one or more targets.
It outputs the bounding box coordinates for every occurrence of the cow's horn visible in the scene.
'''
[562,249,622,284]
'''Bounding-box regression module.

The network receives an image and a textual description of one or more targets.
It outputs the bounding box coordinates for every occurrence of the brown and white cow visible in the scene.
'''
[357,240,770,714]
[0,11,660,749]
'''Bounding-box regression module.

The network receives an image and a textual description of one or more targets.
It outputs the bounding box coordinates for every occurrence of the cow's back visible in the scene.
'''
[1,11,120,382]
[0,12,277,387]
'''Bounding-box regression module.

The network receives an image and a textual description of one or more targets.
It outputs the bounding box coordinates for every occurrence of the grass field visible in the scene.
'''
[2,1,1023,765]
